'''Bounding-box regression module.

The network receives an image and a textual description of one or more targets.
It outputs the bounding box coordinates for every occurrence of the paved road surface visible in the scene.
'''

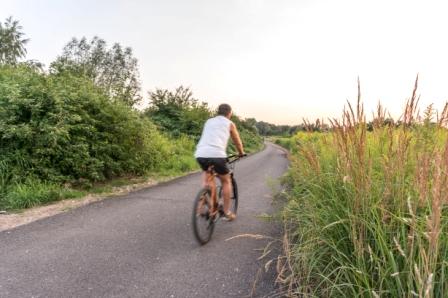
[0,143,288,298]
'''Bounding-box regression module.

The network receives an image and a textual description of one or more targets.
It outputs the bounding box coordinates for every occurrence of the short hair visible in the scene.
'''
[217,103,232,116]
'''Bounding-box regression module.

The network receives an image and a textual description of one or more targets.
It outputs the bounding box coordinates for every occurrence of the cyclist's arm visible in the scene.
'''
[230,122,245,156]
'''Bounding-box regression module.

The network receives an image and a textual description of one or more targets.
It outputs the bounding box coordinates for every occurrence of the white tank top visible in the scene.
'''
[194,116,232,158]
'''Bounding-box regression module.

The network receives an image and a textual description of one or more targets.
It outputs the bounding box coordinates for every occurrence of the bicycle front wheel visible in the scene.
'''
[192,188,215,245]
[231,177,238,214]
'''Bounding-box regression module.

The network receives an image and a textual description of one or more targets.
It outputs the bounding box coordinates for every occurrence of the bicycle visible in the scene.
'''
[192,154,245,245]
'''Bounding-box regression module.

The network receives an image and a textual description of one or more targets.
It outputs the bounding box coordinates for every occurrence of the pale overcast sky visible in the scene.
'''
[2,0,448,124]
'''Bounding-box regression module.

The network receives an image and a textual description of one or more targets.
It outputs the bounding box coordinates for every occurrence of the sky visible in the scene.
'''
[2,0,448,124]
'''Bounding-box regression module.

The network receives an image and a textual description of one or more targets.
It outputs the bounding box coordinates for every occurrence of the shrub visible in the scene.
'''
[0,65,172,190]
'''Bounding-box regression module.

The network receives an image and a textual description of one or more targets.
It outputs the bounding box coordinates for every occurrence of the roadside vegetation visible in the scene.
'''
[278,78,448,297]
[0,17,262,211]
[256,119,328,137]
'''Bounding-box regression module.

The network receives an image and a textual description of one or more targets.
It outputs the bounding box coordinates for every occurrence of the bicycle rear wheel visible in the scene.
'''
[192,188,215,245]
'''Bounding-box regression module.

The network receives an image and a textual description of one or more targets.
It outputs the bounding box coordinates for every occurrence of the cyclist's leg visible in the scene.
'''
[201,170,209,188]
[218,174,232,214]
[196,170,214,213]
[197,158,217,214]
[212,158,234,219]
[206,170,218,213]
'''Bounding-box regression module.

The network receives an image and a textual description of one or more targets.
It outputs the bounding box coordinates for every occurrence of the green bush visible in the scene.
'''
[145,86,211,138]
[158,135,197,174]
[0,65,180,209]
[0,65,172,183]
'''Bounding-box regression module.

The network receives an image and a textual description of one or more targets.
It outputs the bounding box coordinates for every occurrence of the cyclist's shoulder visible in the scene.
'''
[213,115,231,121]
[207,115,233,125]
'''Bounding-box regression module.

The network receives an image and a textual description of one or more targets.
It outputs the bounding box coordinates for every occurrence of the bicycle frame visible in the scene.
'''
[204,155,241,211]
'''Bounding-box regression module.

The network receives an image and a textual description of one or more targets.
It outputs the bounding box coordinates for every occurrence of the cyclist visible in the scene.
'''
[195,103,245,221]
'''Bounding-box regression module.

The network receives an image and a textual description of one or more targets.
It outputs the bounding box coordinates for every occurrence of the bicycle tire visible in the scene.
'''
[192,188,215,245]
[231,176,238,214]
[217,181,238,215]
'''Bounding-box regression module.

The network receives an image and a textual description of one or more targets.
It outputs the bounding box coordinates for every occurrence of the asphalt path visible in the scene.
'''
[0,143,288,298]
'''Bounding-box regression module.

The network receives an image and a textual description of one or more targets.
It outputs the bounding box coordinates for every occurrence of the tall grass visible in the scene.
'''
[280,77,448,297]
[3,178,85,210]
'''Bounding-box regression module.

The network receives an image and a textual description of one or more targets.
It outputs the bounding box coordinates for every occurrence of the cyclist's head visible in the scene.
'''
[217,103,232,118]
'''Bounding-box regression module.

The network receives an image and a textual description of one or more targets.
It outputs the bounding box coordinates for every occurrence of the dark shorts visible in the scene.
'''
[196,158,229,175]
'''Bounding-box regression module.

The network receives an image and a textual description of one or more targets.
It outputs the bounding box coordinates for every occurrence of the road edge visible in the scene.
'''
[0,146,269,232]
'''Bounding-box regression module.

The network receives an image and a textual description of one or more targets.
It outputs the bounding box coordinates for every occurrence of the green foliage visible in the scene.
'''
[256,119,329,136]
[2,178,85,210]
[273,137,293,150]
[145,86,263,152]
[231,125,263,153]
[0,16,29,65]
[229,115,263,153]
[158,135,197,174]
[0,65,178,209]
[50,36,142,106]
[145,86,210,138]
[256,121,298,136]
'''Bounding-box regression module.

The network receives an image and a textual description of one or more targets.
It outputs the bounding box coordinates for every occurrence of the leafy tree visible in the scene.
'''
[145,86,211,138]
[50,36,142,106]
[255,121,297,136]
[0,65,171,187]
[237,117,258,134]
[0,17,29,65]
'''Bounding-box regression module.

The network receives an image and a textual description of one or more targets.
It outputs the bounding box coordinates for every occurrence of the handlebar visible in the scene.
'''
[227,153,247,164]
